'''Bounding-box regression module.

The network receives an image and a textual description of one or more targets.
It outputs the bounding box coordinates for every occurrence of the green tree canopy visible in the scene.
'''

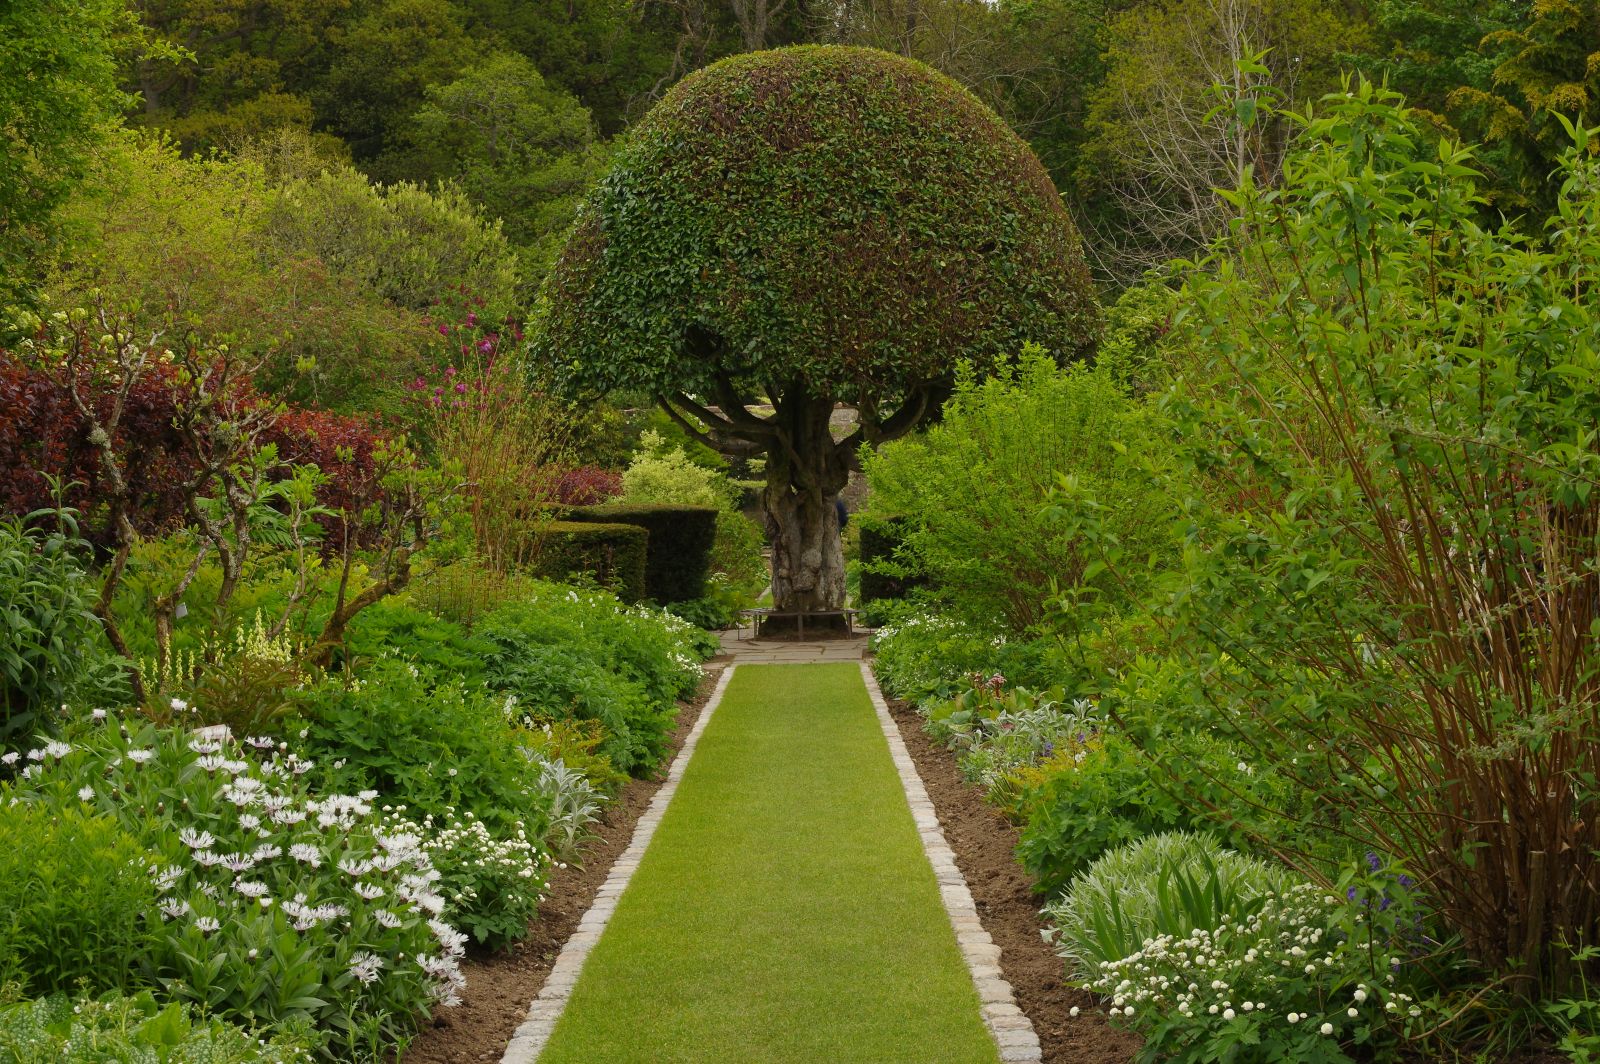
[0,0,132,300]
[411,52,611,283]
[536,45,1098,615]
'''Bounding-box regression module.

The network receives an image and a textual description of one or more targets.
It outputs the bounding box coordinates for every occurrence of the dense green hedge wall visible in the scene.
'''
[564,504,718,603]
[534,521,648,602]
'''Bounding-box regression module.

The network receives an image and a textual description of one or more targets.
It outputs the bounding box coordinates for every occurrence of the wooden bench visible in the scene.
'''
[737,606,860,641]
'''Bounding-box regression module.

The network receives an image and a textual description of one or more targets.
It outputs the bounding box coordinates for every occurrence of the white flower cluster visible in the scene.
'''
[1081,884,1421,1036]
[12,711,468,1011]
[393,810,548,907]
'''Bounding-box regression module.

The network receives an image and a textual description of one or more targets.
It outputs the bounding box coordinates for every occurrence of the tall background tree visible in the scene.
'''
[0,0,135,303]
[534,46,1100,617]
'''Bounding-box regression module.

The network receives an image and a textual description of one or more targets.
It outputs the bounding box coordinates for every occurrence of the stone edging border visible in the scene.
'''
[859,661,1044,1063]
[500,663,738,1064]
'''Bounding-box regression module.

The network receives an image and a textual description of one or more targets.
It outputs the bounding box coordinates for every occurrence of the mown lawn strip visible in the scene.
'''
[537,662,1000,1064]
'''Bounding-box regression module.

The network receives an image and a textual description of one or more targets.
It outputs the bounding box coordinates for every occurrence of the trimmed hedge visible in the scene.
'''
[563,504,717,603]
[859,517,925,605]
[534,521,647,603]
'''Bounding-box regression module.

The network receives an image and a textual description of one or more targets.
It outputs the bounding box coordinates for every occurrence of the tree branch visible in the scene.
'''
[658,395,766,458]
[711,372,779,435]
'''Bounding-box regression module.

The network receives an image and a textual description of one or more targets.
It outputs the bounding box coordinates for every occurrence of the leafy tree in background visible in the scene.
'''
[411,53,612,283]
[126,0,348,152]
[1075,0,1370,281]
[0,0,133,302]
[1451,0,1600,216]
[314,0,474,177]
[49,131,516,416]
[537,46,1100,616]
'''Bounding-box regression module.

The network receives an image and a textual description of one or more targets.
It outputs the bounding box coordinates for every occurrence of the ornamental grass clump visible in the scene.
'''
[3,710,466,1057]
[1049,835,1427,1064]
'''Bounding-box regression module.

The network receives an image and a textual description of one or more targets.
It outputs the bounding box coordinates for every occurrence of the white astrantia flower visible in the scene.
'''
[77,786,95,801]
[45,740,72,759]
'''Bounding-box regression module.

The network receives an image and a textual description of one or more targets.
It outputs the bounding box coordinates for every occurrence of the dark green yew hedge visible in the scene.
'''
[534,521,648,603]
[563,504,718,604]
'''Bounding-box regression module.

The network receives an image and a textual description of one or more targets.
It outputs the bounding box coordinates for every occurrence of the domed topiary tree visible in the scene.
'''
[536,45,1099,619]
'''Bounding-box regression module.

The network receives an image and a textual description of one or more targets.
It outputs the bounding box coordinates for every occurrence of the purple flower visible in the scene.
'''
[1366,852,1382,872]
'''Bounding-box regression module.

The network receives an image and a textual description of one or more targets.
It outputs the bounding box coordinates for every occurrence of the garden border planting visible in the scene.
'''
[859,662,1043,1063]
[880,688,1142,1064]
[499,664,738,1064]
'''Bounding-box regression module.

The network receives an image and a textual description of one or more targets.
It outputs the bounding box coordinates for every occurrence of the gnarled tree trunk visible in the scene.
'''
[762,395,850,616]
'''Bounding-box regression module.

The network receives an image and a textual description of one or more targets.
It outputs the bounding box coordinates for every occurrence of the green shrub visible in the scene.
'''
[1094,280,1178,397]
[297,660,554,841]
[616,430,734,510]
[610,431,766,604]
[342,600,491,683]
[479,585,710,708]
[0,991,310,1063]
[564,503,718,604]
[406,562,542,630]
[857,516,925,619]
[709,510,767,602]
[0,514,125,749]
[0,803,159,996]
[479,639,668,776]
[532,521,647,603]
[663,595,736,631]
[3,712,465,1056]
[1044,831,1297,975]
[1013,733,1197,895]
[862,353,1176,635]
[870,612,1066,704]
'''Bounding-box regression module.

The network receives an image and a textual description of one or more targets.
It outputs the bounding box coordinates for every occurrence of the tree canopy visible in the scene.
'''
[537,44,1099,411]
[535,44,1099,615]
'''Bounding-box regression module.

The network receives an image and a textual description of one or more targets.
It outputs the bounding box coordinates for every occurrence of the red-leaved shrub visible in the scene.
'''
[0,352,386,547]
[555,466,622,506]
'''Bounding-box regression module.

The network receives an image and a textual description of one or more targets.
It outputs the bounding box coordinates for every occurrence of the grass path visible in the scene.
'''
[536,663,1000,1064]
